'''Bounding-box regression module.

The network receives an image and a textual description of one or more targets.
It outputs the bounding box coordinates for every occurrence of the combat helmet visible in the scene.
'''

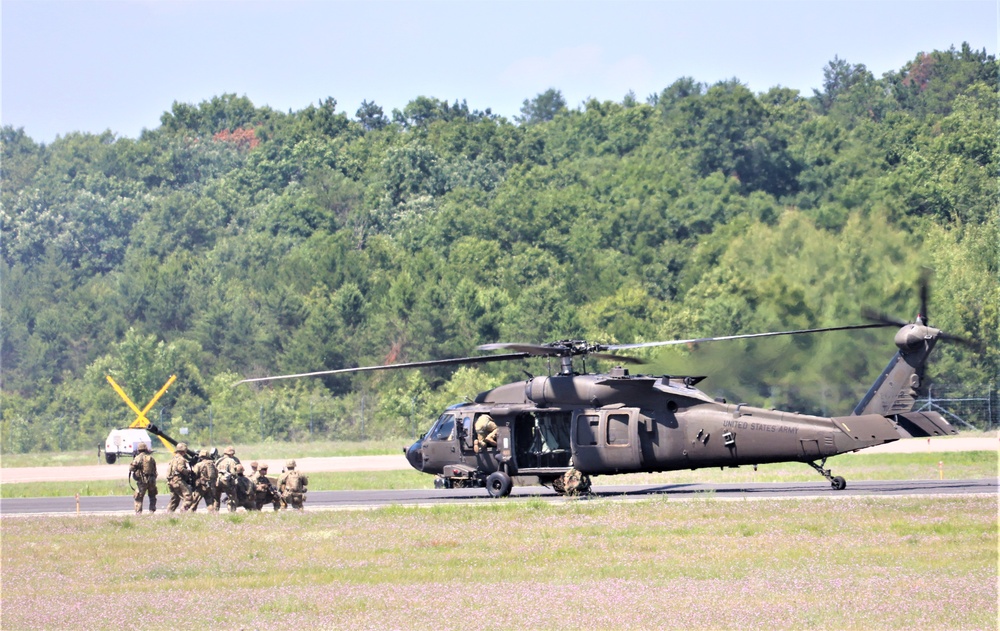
[235,463,245,474]
[200,449,210,458]
[259,464,269,472]
[286,459,296,470]
[136,443,149,452]
[224,446,236,456]
[176,442,188,452]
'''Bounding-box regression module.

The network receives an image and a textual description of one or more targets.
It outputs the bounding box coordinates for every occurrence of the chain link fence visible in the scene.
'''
[913,383,997,431]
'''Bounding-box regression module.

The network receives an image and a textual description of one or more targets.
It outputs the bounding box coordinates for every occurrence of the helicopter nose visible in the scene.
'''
[405,440,425,472]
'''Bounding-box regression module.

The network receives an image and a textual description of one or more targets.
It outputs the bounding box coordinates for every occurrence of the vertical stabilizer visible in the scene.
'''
[852,323,939,416]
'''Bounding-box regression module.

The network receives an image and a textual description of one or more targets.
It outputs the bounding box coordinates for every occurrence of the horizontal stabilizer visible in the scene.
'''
[889,411,959,438]
[832,414,901,449]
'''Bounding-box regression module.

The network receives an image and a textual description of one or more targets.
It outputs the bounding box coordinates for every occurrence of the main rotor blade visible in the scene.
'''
[606,323,896,351]
[234,352,530,385]
[477,343,561,356]
[588,352,646,364]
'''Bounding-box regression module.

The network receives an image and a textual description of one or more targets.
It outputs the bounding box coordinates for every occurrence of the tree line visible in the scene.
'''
[1,44,997,452]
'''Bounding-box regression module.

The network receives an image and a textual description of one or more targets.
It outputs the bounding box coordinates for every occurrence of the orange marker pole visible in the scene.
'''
[938,461,943,480]
[76,492,80,514]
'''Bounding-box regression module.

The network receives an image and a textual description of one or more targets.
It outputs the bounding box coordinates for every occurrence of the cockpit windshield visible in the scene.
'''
[427,413,456,441]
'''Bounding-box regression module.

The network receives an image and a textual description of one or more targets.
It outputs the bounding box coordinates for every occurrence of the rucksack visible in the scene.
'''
[141,454,156,476]
[286,470,303,492]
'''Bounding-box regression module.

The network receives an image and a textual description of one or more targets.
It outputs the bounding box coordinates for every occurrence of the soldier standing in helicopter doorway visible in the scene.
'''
[129,443,157,514]
[474,414,498,453]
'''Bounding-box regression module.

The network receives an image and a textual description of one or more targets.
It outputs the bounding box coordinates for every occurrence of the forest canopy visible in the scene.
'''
[1,44,997,452]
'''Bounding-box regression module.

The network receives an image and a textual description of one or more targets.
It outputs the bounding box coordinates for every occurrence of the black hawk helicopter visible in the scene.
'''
[237,289,964,498]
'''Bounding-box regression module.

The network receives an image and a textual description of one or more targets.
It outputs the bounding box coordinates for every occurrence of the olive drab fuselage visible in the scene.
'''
[406,370,889,480]
[405,322,959,496]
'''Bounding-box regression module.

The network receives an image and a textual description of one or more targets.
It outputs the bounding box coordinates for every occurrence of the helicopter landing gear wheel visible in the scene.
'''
[486,471,512,498]
[807,459,847,491]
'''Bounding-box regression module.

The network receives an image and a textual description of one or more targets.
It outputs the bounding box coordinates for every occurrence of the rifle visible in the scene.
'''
[255,476,281,505]
[146,424,200,467]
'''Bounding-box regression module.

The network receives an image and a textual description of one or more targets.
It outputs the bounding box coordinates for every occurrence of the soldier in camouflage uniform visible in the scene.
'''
[561,468,591,496]
[215,445,241,512]
[232,463,257,511]
[474,414,498,453]
[277,459,308,510]
[251,463,281,511]
[166,442,195,512]
[128,443,157,514]
[190,449,218,512]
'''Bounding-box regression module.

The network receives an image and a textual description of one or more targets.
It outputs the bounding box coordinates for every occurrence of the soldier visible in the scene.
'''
[166,442,195,512]
[248,461,259,477]
[215,445,240,512]
[561,468,591,496]
[474,414,498,453]
[232,463,257,511]
[190,449,218,512]
[252,463,281,511]
[128,442,157,514]
[277,459,308,510]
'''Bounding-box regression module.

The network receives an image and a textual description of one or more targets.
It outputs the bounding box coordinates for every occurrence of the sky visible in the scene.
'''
[2,0,997,144]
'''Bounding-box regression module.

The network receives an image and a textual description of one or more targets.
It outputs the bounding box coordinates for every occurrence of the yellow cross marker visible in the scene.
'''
[107,374,177,451]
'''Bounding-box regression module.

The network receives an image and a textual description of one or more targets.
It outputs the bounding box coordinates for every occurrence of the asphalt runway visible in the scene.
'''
[2,478,995,515]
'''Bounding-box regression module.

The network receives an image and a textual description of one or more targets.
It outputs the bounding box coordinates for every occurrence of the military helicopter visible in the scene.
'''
[237,287,965,498]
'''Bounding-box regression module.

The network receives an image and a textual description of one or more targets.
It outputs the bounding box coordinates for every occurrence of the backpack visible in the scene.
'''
[141,454,156,476]
[285,470,304,492]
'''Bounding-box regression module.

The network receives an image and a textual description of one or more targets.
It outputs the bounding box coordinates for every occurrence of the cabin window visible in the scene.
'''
[460,416,474,449]
[577,414,599,446]
[607,413,630,446]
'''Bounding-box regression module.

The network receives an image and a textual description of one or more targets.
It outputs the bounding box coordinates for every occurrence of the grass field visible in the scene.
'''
[1,450,995,499]
[1,495,996,630]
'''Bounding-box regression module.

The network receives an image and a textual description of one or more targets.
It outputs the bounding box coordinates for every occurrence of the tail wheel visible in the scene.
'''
[486,471,512,498]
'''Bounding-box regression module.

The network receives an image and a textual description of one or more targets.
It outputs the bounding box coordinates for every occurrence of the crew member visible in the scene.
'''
[474,414,498,453]
[129,443,157,514]
[277,460,308,510]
